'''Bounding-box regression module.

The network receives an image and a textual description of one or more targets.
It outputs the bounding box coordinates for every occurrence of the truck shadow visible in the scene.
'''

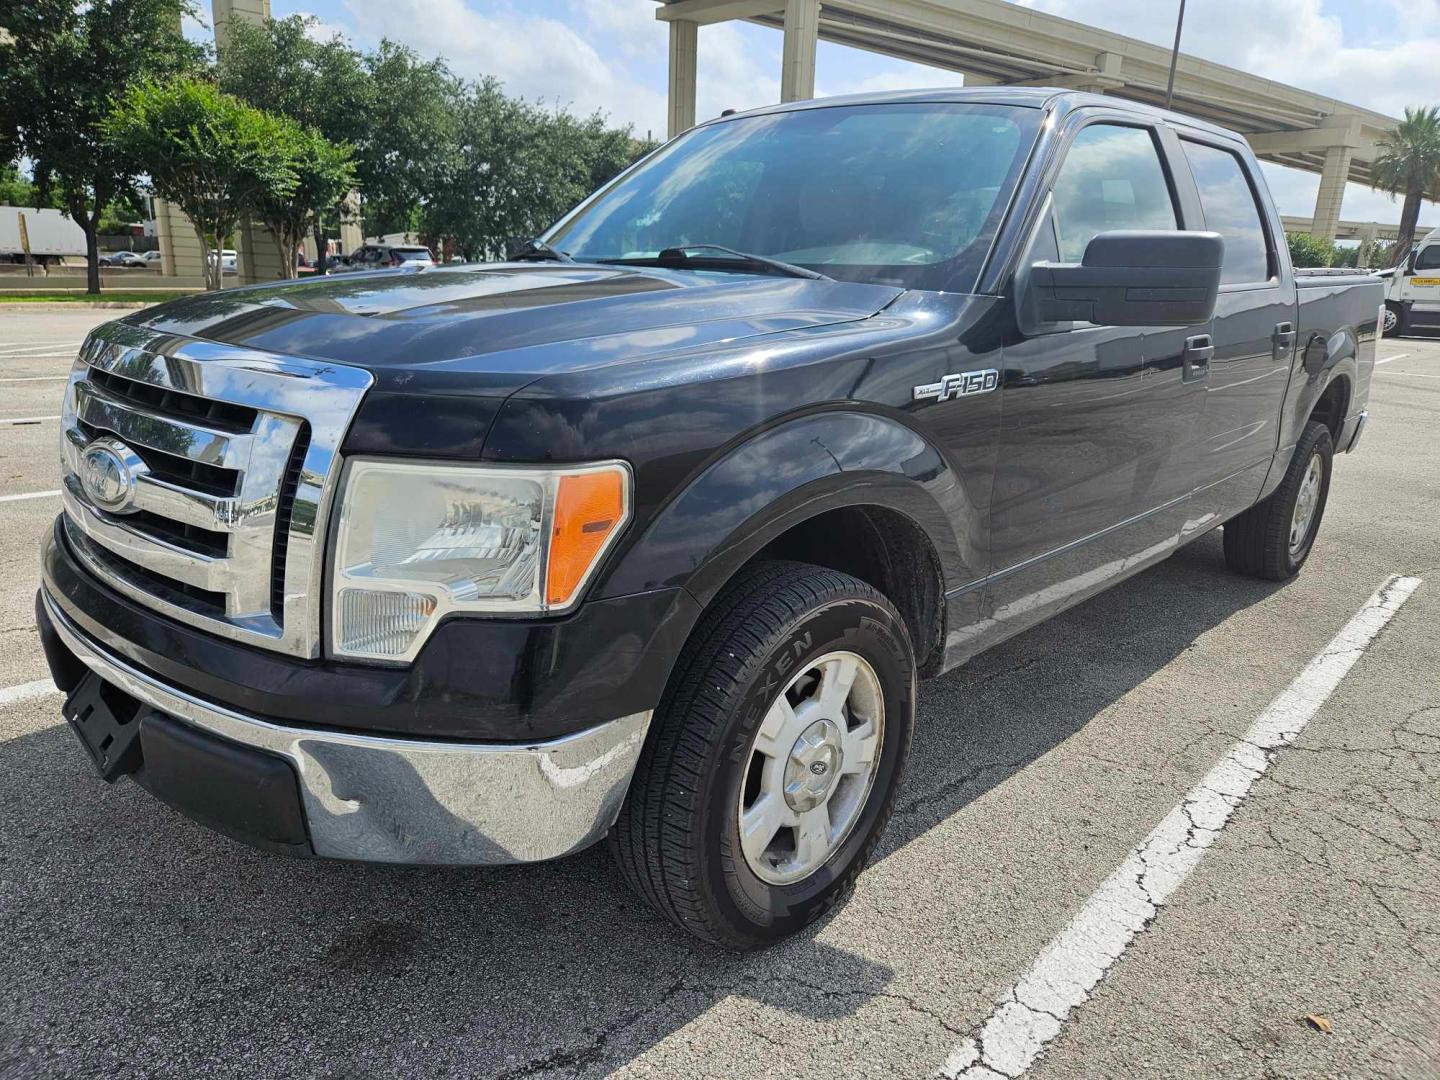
[2,531,1287,1078]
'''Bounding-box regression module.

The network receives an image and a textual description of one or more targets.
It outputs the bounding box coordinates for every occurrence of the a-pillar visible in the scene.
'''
[667,19,698,139]
[780,0,819,103]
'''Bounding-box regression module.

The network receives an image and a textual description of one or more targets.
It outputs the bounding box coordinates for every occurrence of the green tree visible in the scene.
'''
[357,41,461,237]
[1,0,204,293]
[1371,105,1440,261]
[105,79,296,290]
[217,14,370,269]
[424,79,657,261]
[1286,231,1336,269]
[251,124,355,279]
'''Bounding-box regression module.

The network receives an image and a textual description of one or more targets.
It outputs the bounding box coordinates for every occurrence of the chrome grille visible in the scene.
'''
[59,321,373,658]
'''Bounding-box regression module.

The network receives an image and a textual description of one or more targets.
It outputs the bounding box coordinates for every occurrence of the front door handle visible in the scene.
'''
[1183,333,1214,381]
[1273,321,1297,360]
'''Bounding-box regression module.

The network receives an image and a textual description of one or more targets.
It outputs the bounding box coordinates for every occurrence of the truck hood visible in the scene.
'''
[128,263,903,394]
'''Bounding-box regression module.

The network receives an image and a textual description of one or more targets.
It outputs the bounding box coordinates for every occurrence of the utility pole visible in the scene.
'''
[1165,0,1187,109]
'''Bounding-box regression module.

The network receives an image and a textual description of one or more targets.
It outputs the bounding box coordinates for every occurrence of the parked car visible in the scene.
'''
[326,243,436,273]
[141,250,163,266]
[205,249,238,274]
[1376,225,1440,336]
[109,251,149,268]
[37,89,1382,950]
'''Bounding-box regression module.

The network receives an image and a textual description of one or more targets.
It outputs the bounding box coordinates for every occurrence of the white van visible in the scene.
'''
[1379,226,1440,336]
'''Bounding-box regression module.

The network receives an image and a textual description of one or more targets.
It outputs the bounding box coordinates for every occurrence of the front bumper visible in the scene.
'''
[40,588,651,865]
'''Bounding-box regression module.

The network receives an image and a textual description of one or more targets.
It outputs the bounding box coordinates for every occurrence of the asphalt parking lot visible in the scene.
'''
[1,307,1436,1079]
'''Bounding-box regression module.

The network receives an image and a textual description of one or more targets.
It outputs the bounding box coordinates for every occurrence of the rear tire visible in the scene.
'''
[1223,420,1333,580]
[609,561,915,950]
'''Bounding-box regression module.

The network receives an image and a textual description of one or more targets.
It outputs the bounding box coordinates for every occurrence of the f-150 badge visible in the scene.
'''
[913,368,1000,403]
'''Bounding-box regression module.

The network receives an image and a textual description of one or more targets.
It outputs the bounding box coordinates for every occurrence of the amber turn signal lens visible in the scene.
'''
[547,467,627,606]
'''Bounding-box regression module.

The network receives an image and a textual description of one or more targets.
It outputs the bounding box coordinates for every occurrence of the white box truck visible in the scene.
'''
[1,206,87,267]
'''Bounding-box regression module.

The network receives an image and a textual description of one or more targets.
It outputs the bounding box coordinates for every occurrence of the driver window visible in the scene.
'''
[1052,124,1178,262]
[1416,245,1440,271]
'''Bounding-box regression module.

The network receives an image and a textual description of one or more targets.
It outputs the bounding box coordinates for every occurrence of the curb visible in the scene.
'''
[0,301,156,311]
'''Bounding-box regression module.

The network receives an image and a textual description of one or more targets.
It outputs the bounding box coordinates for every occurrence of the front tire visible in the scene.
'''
[1223,420,1334,580]
[609,561,915,949]
[1382,302,1406,338]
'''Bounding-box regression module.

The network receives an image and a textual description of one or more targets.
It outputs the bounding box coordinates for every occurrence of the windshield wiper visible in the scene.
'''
[598,244,830,281]
[510,237,576,264]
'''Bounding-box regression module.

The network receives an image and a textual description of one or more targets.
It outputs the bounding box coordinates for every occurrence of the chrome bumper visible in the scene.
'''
[42,590,650,865]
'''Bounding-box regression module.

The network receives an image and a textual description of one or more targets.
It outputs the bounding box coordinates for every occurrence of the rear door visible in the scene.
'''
[1172,136,1296,530]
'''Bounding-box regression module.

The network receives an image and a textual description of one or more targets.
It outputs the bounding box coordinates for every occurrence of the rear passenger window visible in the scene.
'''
[1052,124,1177,262]
[1181,140,1272,284]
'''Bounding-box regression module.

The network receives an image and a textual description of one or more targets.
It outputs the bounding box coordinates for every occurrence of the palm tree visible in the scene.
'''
[1371,105,1440,265]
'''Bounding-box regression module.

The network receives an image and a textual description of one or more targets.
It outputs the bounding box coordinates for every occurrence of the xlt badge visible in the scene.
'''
[913,368,1000,403]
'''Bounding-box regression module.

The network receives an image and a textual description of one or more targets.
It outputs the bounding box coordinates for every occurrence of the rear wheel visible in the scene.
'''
[1223,420,1333,580]
[609,561,915,949]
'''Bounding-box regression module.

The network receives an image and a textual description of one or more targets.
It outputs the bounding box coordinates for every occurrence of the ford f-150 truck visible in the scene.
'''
[37,89,1383,949]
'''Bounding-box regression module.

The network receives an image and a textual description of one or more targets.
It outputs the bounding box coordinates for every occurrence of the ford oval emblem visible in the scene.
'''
[80,438,145,514]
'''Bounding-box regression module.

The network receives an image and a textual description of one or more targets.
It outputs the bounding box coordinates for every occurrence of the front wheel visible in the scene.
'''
[609,561,915,949]
[1382,302,1406,338]
[1223,420,1334,580]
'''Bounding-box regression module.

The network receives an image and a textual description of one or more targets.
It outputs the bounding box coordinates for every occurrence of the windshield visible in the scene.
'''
[548,102,1041,292]
[394,248,433,262]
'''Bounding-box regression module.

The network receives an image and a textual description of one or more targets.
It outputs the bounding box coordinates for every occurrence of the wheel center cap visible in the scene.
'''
[783,718,843,812]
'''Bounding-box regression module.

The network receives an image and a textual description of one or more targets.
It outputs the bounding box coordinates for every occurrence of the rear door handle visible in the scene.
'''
[1183,333,1213,381]
[1273,321,1297,360]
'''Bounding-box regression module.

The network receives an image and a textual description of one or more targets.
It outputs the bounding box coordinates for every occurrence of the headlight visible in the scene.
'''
[330,458,631,662]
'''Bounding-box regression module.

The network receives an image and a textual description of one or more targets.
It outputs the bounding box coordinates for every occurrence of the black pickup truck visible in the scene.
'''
[38,89,1381,949]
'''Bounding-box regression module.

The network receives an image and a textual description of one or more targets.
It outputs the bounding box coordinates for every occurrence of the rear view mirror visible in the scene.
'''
[1028,230,1223,327]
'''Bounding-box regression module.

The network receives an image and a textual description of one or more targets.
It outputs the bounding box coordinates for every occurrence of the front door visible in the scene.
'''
[989,120,1205,633]
[1403,241,1440,330]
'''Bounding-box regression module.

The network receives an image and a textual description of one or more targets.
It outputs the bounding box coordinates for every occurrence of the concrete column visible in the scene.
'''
[667,19,698,138]
[235,218,289,284]
[780,0,819,103]
[962,73,1001,86]
[213,0,268,53]
[213,0,282,285]
[153,198,207,282]
[1311,142,1354,242]
[339,192,363,255]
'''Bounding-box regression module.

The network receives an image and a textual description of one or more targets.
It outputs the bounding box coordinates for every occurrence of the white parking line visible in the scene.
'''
[0,341,82,356]
[1374,353,1408,365]
[939,575,1423,1080]
[1376,371,1440,379]
[0,490,61,503]
[0,678,59,707]
[0,376,67,383]
[0,416,59,425]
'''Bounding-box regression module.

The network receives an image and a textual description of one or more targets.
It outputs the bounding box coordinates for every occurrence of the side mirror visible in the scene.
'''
[1028,230,1223,327]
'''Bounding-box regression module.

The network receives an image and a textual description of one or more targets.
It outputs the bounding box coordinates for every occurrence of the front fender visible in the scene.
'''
[599,410,973,607]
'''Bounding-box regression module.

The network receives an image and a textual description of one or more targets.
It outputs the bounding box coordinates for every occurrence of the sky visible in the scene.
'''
[190,0,1440,231]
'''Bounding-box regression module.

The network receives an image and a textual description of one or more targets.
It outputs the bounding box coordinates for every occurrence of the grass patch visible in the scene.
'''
[0,291,198,304]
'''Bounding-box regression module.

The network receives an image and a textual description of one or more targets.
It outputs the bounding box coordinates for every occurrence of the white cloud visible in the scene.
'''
[344,0,670,135]
[317,0,1435,225]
